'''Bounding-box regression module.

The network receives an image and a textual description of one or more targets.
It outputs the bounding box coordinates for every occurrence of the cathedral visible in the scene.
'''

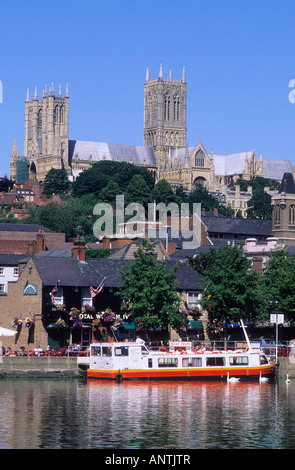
[10,65,294,195]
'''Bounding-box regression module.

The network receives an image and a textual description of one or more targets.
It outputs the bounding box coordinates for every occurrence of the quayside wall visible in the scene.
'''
[0,356,82,378]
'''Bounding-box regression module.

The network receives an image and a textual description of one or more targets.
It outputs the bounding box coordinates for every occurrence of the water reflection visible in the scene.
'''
[1,378,295,449]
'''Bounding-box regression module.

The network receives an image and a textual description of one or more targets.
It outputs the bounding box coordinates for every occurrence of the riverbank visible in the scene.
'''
[0,356,83,378]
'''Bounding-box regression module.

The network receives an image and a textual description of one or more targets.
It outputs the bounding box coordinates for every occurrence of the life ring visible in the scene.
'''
[115,372,123,383]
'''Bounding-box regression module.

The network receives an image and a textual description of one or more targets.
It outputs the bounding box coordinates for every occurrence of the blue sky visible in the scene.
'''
[1,0,295,177]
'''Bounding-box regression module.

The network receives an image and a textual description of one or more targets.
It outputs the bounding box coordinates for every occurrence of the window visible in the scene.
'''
[81,287,92,307]
[289,205,295,225]
[102,347,112,357]
[158,357,178,367]
[195,150,205,167]
[187,292,200,307]
[115,347,129,357]
[206,357,225,366]
[0,268,4,276]
[182,357,202,367]
[13,268,18,276]
[229,356,248,366]
[91,346,101,356]
[274,205,281,226]
[260,354,268,365]
[52,286,63,306]
[0,284,5,292]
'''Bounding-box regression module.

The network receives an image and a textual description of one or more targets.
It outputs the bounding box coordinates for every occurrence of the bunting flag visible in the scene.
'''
[50,280,60,303]
[90,277,106,298]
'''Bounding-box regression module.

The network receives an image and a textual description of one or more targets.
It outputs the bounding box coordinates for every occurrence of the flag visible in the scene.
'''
[90,277,106,298]
[50,280,60,303]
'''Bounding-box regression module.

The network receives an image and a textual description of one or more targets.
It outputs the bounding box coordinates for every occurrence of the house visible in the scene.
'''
[0,238,204,350]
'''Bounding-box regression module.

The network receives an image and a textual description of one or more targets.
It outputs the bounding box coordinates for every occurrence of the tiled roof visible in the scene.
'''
[32,256,203,291]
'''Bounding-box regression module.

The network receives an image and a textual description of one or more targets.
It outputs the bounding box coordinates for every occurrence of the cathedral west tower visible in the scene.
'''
[22,82,70,181]
[144,64,187,172]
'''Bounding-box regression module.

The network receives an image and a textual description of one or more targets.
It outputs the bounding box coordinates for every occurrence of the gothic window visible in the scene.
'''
[274,204,281,226]
[173,96,180,121]
[195,150,205,167]
[289,205,295,225]
[60,106,64,124]
[37,109,42,138]
[54,106,59,124]
[165,95,170,120]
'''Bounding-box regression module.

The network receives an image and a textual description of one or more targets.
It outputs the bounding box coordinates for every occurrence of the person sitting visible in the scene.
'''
[34,345,43,356]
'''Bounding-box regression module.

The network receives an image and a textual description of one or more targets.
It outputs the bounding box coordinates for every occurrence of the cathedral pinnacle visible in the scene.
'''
[182,65,186,83]
[158,62,163,81]
[145,65,150,82]
[49,81,55,97]
[43,83,48,98]
[33,85,38,101]
[25,88,30,103]
[65,82,69,98]
[58,84,62,97]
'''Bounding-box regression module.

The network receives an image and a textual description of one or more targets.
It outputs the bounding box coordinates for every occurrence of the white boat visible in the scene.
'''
[86,320,275,382]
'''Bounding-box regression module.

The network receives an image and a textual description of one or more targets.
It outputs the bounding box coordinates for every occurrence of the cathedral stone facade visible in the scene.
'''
[10,65,294,194]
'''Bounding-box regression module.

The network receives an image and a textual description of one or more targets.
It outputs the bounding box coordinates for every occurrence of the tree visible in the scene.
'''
[247,189,272,219]
[261,249,295,320]
[152,179,178,205]
[124,174,152,209]
[117,239,185,331]
[188,184,234,217]
[98,180,122,206]
[195,244,265,326]
[72,161,155,198]
[42,168,70,196]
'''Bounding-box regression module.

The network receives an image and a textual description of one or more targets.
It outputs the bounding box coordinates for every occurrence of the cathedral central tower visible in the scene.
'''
[143,64,187,171]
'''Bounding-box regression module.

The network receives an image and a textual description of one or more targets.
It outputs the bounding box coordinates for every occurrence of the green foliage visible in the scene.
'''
[192,244,265,325]
[261,249,295,319]
[188,184,234,217]
[247,189,272,219]
[85,248,111,258]
[42,168,71,196]
[117,239,184,331]
[124,174,152,209]
[25,194,99,242]
[72,160,155,198]
[234,177,279,220]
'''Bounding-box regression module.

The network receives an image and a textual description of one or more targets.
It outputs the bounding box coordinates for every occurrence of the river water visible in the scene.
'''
[0,376,295,450]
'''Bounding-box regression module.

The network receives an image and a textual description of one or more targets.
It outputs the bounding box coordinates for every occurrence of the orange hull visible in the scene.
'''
[87,364,275,381]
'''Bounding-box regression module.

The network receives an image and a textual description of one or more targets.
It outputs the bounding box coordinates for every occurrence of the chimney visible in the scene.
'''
[102,233,110,249]
[73,234,86,261]
[36,229,46,253]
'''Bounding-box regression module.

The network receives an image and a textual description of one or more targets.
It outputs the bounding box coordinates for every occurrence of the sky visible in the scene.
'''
[1,0,295,177]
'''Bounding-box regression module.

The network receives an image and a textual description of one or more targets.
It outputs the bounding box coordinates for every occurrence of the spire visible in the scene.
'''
[158,61,163,81]
[25,88,30,103]
[145,64,149,82]
[43,83,48,98]
[33,85,38,101]
[49,81,55,97]
[168,66,172,81]
[65,82,69,98]
[11,137,19,159]
[182,64,186,83]
[58,84,62,97]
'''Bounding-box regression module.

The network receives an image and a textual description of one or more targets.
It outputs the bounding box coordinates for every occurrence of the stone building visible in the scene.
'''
[10,65,294,195]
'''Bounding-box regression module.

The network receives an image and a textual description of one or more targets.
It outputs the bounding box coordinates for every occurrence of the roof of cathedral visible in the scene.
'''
[262,159,293,180]
[68,140,156,172]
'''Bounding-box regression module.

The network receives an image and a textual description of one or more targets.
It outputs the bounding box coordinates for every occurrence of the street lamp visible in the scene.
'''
[269,299,282,364]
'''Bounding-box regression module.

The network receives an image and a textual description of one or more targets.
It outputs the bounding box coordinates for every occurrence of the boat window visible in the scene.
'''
[158,358,178,367]
[206,357,225,367]
[182,357,202,367]
[141,346,149,356]
[229,356,249,366]
[91,346,101,356]
[115,347,129,356]
[102,347,112,357]
[260,354,268,364]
